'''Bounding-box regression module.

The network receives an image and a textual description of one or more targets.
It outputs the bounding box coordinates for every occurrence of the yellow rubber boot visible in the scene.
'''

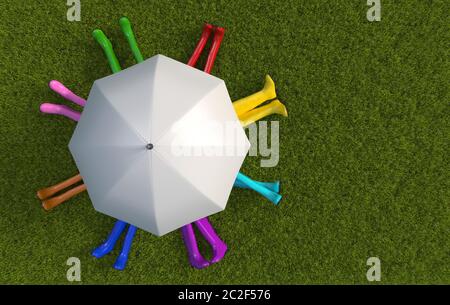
[233,75,277,117]
[239,99,288,127]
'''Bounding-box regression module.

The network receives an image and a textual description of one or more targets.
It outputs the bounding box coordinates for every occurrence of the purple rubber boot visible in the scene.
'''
[181,224,210,269]
[195,217,228,264]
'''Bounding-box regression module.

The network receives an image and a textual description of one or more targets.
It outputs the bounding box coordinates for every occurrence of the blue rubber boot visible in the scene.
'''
[92,220,127,258]
[234,179,280,193]
[235,172,282,205]
[113,225,137,270]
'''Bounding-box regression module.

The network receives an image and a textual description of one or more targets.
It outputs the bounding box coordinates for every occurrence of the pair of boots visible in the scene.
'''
[234,75,288,127]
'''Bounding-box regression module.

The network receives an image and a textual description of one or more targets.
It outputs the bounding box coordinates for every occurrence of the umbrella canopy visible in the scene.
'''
[69,54,250,236]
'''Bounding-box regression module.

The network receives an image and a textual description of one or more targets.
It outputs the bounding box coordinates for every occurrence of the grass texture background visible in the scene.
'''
[0,0,448,284]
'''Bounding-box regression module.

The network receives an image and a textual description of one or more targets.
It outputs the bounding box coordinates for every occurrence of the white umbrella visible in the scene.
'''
[69,54,250,236]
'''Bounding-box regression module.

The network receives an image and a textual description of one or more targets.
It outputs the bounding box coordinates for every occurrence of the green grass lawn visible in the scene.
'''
[0,0,448,284]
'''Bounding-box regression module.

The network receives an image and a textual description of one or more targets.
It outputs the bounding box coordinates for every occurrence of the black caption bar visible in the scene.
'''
[1,285,440,304]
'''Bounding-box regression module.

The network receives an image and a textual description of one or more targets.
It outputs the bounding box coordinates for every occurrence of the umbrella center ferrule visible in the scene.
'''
[146,143,154,150]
